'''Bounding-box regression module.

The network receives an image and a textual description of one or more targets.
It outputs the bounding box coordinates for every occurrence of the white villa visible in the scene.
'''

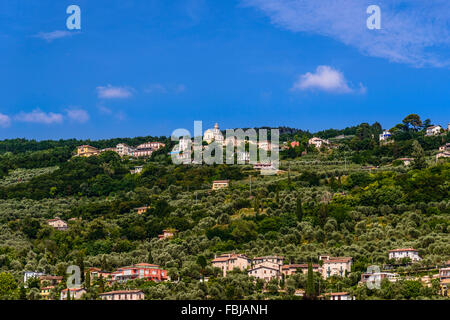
[426,125,442,136]
[308,137,330,149]
[379,130,391,141]
[388,248,422,261]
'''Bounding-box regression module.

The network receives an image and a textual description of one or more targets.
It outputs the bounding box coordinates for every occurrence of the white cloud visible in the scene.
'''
[241,0,450,67]
[144,84,168,94]
[144,83,186,94]
[66,108,89,123]
[34,30,76,42]
[15,109,63,124]
[292,65,363,94]
[0,113,11,128]
[97,85,134,99]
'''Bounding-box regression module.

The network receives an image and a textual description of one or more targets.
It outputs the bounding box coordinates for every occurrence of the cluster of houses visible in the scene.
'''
[380,123,450,142]
[211,248,450,298]
[76,141,165,158]
[25,262,169,300]
[211,254,352,282]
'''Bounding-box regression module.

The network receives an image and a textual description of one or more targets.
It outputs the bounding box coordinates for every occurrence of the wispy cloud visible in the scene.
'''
[97,85,134,99]
[33,30,77,42]
[144,84,168,94]
[291,65,364,94]
[144,83,186,94]
[241,0,450,67]
[0,113,11,128]
[65,108,89,123]
[15,109,63,124]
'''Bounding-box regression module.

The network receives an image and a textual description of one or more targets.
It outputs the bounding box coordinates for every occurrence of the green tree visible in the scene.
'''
[296,197,303,221]
[196,255,208,281]
[304,262,316,300]
[85,270,91,289]
[0,272,17,299]
[411,140,427,169]
[402,114,422,131]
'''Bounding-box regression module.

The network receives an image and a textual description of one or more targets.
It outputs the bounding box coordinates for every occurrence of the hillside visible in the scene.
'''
[0,114,449,300]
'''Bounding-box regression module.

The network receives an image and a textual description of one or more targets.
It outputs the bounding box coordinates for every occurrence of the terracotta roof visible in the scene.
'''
[248,265,280,272]
[40,275,63,280]
[61,288,85,292]
[253,255,284,260]
[322,257,352,263]
[212,253,249,263]
[213,180,230,183]
[324,292,350,296]
[282,264,320,270]
[389,248,417,252]
[99,290,144,295]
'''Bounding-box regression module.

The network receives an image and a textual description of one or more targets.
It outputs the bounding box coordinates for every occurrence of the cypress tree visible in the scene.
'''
[85,270,91,289]
[66,289,71,301]
[296,197,303,221]
[305,262,315,300]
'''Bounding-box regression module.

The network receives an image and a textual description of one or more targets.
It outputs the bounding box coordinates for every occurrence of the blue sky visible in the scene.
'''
[0,0,449,140]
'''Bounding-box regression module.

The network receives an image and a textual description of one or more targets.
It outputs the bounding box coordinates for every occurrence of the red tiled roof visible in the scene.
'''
[389,248,417,253]
[322,257,352,263]
[61,288,85,292]
[325,292,350,296]
[212,253,249,263]
[99,290,144,295]
[282,264,320,270]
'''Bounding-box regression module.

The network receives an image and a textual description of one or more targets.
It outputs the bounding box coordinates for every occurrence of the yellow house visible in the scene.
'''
[212,180,230,190]
[76,145,99,157]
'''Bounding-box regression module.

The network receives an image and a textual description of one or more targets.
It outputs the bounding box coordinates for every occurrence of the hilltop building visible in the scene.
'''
[379,130,391,141]
[76,145,99,157]
[426,125,442,136]
[204,123,224,144]
[308,137,330,149]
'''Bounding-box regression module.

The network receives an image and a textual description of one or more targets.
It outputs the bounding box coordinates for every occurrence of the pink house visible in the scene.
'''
[99,290,145,300]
